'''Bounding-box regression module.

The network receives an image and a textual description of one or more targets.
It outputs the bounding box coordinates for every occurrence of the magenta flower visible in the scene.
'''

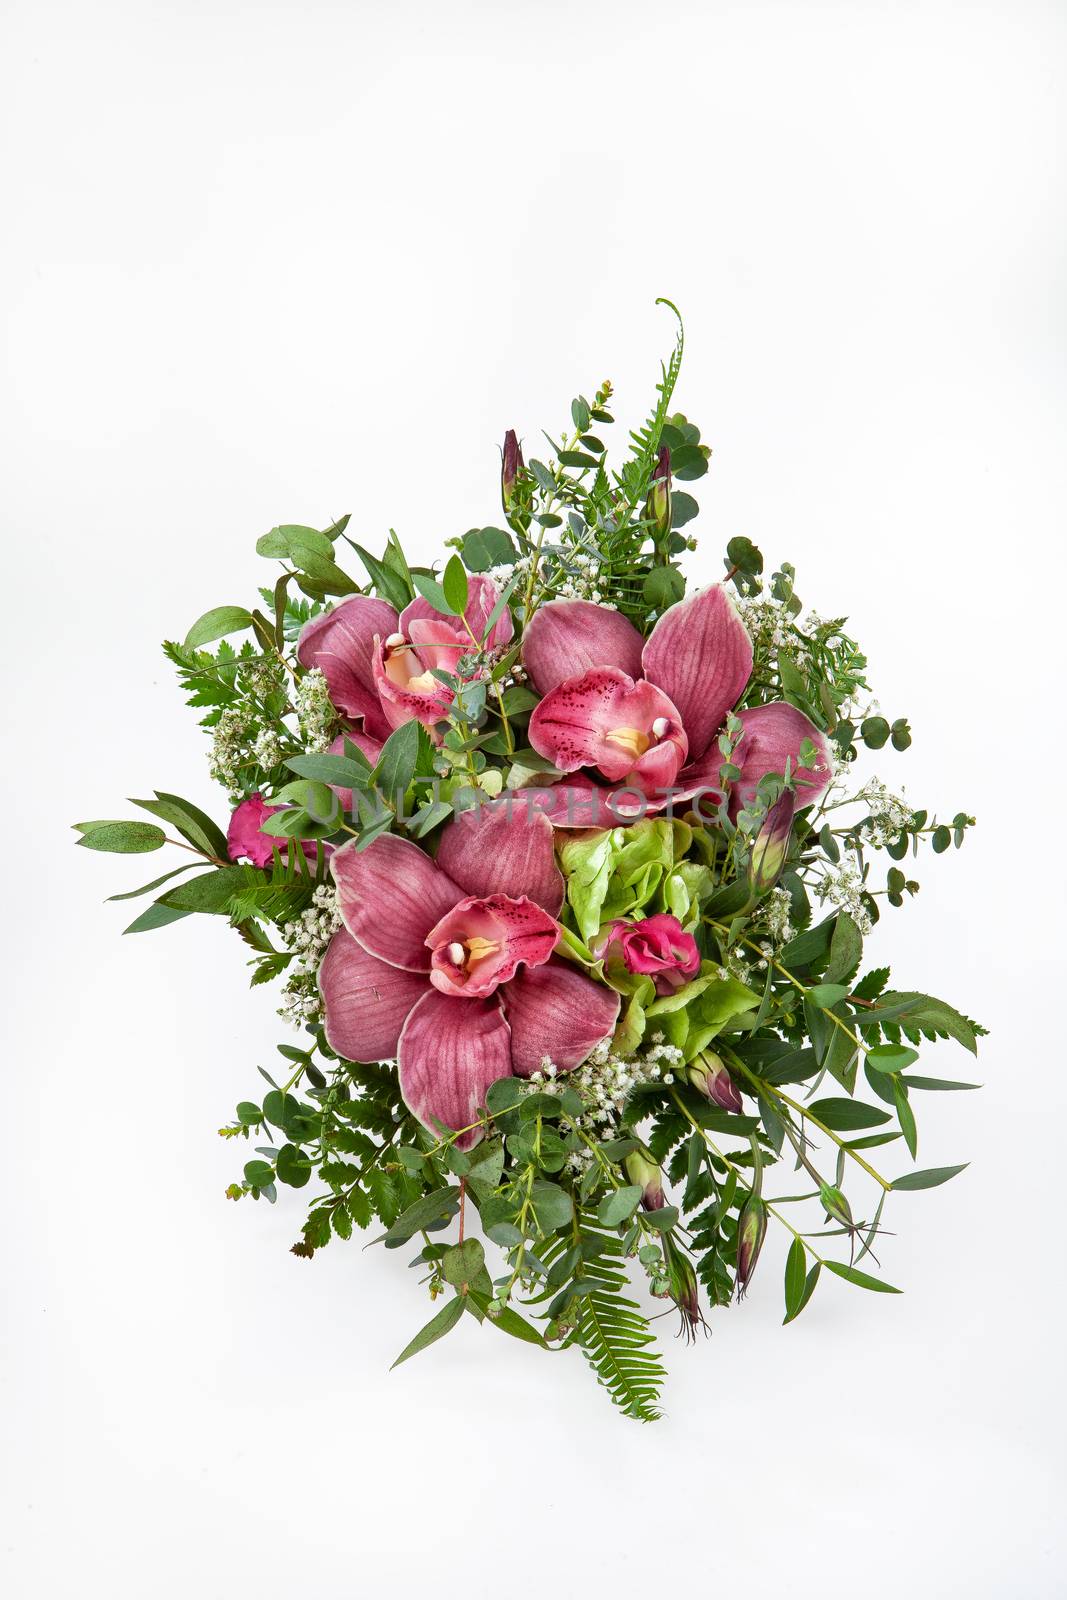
[318,803,620,1148]
[297,577,513,744]
[227,793,325,868]
[599,913,700,996]
[520,588,833,825]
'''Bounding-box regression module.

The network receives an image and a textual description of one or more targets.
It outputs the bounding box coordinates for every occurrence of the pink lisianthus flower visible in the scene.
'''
[516,587,833,827]
[227,794,325,868]
[295,576,513,745]
[598,913,700,996]
[318,801,619,1149]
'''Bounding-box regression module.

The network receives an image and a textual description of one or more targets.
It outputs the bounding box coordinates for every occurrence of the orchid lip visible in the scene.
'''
[606,726,651,759]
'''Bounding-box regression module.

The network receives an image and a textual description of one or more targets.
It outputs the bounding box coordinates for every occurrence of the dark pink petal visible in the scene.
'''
[326,729,383,814]
[462,574,515,651]
[503,960,620,1076]
[331,834,462,971]
[510,777,650,829]
[521,599,644,695]
[400,575,514,652]
[227,793,284,866]
[642,586,753,761]
[318,928,428,1061]
[297,596,399,741]
[733,702,834,813]
[434,801,564,914]
[529,668,687,785]
[426,894,559,998]
[405,616,468,675]
[398,990,513,1149]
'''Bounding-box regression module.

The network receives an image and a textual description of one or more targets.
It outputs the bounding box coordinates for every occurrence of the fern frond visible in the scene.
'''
[573,1215,666,1423]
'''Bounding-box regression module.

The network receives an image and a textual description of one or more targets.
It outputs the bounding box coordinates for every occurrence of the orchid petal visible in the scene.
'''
[503,960,620,1076]
[510,776,650,830]
[642,585,753,760]
[297,596,399,741]
[398,990,513,1149]
[434,801,564,914]
[733,702,834,813]
[331,834,462,971]
[521,599,644,696]
[529,668,687,785]
[400,574,514,652]
[318,929,428,1061]
[426,894,559,998]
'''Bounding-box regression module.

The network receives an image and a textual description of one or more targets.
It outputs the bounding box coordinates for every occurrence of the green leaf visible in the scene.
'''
[286,752,370,788]
[597,1185,642,1228]
[123,903,191,934]
[459,526,517,573]
[75,820,166,854]
[131,792,228,859]
[807,983,851,1008]
[371,720,426,798]
[808,1097,891,1131]
[783,1237,805,1320]
[390,1294,465,1368]
[866,1043,920,1074]
[895,1080,918,1158]
[824,914,863,986]
[160,865,254,914]
[891,1163,969,1191]
[276,1144,312,1188]
[902,1075,980,1092]
[642,567,685,610]
[348,541,410,611]
[410,570,456,616]
[106,864,200,901]
[825,1261,902,1294]
[467,1294,546,1348]
[441,1238,485,1288]
[243,1159,274,1188]
[865,992,980,1054]
[183,606,252,649]
[784,1261,821,1325]
[442,554,469,615]
[384,1187,461,1246]
[530,1181,573,1233]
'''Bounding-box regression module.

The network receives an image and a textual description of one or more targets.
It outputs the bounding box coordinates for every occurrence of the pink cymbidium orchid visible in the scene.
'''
[521,587,833,826]
[318,803,620,1149]
[296,576,513,743]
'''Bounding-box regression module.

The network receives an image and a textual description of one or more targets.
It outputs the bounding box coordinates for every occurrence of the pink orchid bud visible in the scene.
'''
[689,1051,743,1114]
[227,793,325,869]
[501,429,524,511]
[600,913,700,996]
[750,788,797,896]
[736,1194,768,1299]
[645,445,672,541]
[663,1235,705,1342]
[227,793,286,867]
[624,1149,666,1211]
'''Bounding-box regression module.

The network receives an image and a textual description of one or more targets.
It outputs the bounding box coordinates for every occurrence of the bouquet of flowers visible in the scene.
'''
[77,304,980,1421]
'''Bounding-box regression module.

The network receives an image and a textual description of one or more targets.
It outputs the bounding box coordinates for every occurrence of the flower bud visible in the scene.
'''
[663,1235,705,1341]
[501,429,523,511]
[624,1149,665,1211]
[750,789,797,896]
[736,1194,768,1299]
[644,445,672,541]
[689,1051,743,1114]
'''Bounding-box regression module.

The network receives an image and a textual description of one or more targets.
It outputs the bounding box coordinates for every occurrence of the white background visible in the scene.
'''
[3,2,1065,1595]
